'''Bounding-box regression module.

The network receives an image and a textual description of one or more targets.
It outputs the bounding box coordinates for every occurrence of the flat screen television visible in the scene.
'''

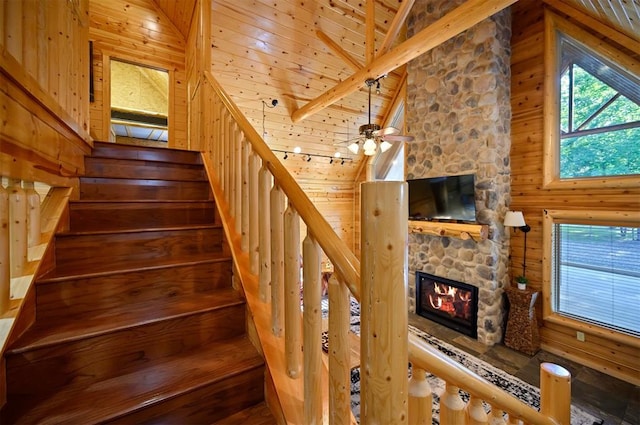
[408,174,476,222]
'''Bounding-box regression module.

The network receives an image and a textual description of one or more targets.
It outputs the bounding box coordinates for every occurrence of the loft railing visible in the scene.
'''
[202,71,572,425]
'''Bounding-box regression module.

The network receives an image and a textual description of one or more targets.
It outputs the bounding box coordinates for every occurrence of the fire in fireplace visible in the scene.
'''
[416,271,478,338]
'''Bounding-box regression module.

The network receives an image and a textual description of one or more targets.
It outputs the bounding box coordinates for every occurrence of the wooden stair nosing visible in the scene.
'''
[2,336,263,425]
[39,252,231,282]
[56,223,222,237]
[7,288,246,355]
[91,142,203,166]
[84,158,207,181]
[36,256,232,284]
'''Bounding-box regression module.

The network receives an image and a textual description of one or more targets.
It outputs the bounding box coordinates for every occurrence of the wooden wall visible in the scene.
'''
[0,0,92,187]
[511,0,640,384]
[88,0,188,148]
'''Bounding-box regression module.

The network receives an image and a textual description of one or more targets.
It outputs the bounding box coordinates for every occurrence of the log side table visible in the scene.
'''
[504,286,540,355]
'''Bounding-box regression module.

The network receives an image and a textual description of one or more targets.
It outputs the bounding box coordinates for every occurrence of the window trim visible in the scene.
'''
[543,11,640,190]
[542,209,640,348]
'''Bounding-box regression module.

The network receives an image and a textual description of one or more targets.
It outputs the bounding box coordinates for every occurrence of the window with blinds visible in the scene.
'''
[552,223,640,336]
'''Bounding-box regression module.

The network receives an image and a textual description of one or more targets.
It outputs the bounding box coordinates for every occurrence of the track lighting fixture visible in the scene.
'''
[272,149,354,164]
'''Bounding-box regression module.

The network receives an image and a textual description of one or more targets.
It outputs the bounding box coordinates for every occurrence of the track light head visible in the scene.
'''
[283,152,288,160]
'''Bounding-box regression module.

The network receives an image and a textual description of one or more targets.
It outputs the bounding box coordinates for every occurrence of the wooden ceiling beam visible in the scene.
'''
[316,30,363,71]
[378,0,416,57]
[291,0,518,123]
[366,0,376,64]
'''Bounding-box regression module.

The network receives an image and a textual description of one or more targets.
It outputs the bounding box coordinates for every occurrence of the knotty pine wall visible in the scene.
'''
[88,0,188,148]
[511,0,639,384]
[0,0,91,187]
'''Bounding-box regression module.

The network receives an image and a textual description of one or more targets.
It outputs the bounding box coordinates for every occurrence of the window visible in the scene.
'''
[544,12,640,188]
[543,210,640,338]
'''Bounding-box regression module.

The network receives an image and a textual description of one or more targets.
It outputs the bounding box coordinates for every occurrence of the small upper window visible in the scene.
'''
[558,36,640,179]
[543,12,640,188]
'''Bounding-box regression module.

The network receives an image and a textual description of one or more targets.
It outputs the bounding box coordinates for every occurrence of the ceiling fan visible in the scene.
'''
[338,77,414,156]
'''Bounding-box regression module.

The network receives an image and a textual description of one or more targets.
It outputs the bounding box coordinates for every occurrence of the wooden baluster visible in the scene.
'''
[240,139,250,251]
[270,184,285,336]
[220,110,227,196]
[284,202,301,378]
[303,233,322,424]
[215,101,223,182]
[224,113,232,205]
[540,363,571,425]
[506,413,520,425]
[0,183,10,314]
[439,383,465,425]
[465,396,488,425]
[328,272,350,425]
[489,406,506,425]
[234,126,242,234]
[229,122,237,218]
[211,98,218,175]
[360,181,408,424]
[23,181,41,247]
[258,166,271,302]
[408,366,432,425]
[248,152,260,274]
[8,179,27,278]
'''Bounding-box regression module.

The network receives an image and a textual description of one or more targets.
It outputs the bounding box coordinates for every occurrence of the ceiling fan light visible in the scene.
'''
[364,148,377,156]
[363,137,376,151]
[347,142,360,154]
[379,140,392,152]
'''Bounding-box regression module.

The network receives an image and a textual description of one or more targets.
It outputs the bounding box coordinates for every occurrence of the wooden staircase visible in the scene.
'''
[1,142,275,424]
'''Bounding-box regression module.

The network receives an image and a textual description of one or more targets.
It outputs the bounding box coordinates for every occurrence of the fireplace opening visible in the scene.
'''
[416,271,478,338]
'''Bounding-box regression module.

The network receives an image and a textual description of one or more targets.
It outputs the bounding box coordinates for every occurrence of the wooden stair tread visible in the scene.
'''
[8,288,245,354]
[212,401,277,425]
[2,336,263,425]
[37,256,231,284]
[91,141,203,165]
[41,251,228,280]
[57,223,221,236]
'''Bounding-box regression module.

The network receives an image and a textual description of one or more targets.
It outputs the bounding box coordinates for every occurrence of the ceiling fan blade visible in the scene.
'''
[333,136,363,145]
[381,134,415,142]
[373,126,400,136]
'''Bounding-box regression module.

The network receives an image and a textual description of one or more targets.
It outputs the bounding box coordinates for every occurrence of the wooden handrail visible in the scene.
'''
[204,72,571,425]
[408,333,561,425]
[204,71,361,300]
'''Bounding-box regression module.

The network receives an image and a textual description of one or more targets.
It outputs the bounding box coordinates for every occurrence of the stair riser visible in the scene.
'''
[80,177,211,200]
[69,202,217,232]
[109,366,265,425]
[6,303,246,395]
[84,157,207,181]
[54,228,224,270]
[36,261,232,319]
[92,143,202,165]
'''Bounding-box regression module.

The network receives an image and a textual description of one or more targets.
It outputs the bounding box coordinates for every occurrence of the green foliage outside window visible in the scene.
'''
[558,46,640,179]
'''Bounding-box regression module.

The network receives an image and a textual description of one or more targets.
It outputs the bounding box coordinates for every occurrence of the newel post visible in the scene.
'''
[360,181,408,424]
[540,363,571,425]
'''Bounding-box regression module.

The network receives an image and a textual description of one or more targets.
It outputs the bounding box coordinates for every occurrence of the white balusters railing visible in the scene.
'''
[202,71,572,425]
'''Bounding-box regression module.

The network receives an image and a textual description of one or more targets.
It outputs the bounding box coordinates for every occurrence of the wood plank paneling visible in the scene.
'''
[88,0,187,147]
[0,0,91,185]
[511,0,640,385]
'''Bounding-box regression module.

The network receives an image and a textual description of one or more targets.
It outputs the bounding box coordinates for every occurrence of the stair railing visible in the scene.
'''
[202,72,571,425]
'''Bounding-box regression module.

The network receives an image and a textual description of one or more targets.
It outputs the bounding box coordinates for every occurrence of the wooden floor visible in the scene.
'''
[409,313,640,425]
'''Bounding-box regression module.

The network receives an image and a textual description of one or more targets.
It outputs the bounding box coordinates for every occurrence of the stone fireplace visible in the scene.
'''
[406,0,512,345]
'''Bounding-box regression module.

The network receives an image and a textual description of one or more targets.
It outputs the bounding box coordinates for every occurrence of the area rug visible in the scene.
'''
[320,299,601,425]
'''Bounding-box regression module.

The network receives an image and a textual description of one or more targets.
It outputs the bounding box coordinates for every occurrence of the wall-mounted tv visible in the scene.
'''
[408,174,476,222]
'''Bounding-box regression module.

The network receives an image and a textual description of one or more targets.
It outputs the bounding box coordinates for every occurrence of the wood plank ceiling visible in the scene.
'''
[154,0,639,184]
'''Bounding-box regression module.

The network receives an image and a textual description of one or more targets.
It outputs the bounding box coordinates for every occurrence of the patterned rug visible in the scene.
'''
[320,299,601,425]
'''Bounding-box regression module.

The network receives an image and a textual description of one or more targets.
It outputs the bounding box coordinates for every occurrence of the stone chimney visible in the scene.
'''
[406,0,512,345]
